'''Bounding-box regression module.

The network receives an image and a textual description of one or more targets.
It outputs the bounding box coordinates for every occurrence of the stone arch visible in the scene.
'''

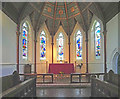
[19,16,34,73]
[54,26,69,63]
[70,22,86,73]
[112,52,120,74]
[36,23,52,74]
[88,15,104,73]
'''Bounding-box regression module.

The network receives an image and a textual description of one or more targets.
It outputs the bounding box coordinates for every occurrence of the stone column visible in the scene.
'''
[68,35,71,63]
[51,36,54,63]
[103,28,107,73]
[34,39,37,73]
[86,31,89,73]
[16,24,20,73]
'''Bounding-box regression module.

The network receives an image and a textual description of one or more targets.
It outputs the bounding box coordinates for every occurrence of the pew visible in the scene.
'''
[91,70,120,98]
[0,71,36,98]
[1,71,21,92]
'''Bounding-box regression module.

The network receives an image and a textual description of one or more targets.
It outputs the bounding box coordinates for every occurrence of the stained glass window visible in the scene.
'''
[95,21,101,59]
[57,33,64,60]
[76,30,82,60]
[22,22,29,60]
[40,31,46,60]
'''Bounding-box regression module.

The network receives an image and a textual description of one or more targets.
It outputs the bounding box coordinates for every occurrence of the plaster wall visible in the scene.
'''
[0,11,17,76]
[106,13,119,73]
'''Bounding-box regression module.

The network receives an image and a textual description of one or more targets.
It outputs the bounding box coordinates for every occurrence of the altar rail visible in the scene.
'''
[91,77,119,97]
[20,73,53,83]
[70,73,105,83]
[1,78,36,98]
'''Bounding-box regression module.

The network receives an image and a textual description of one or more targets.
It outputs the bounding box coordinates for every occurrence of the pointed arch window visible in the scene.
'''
[76,30,83,60]
[40,31,46,60]
[95,21,101,59]
[57,33,64,61]
[22,22,29,60]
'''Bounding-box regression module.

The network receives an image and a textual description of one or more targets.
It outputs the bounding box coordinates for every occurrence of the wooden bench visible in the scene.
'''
[1,71,21,92]
[1,78,36,98]
[91,70,120,98]
[1,71,36,98]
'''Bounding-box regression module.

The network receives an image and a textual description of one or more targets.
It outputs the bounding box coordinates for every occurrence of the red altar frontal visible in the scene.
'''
[48,63,74,74]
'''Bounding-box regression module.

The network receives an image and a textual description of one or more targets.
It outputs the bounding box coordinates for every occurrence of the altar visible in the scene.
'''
[48,63,74,74]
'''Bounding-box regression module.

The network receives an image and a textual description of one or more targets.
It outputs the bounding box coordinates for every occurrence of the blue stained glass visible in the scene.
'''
[95,21,101,58]
[97,30,100,33]
[22,22,28,60]
[57,33,64,60]
[76,30,82,60]
[78,44,80,49]
[77,38,80,43]
[40,31,46,60]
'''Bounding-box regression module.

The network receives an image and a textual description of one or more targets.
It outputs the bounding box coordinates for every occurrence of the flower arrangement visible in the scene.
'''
[59,71,64,74]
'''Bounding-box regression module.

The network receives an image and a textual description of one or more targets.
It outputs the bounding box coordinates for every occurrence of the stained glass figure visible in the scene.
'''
[57,33,64,60]
[40,31,46,60]
[76,30,82,60]
[22,22,28,60]
[95,21,101,58]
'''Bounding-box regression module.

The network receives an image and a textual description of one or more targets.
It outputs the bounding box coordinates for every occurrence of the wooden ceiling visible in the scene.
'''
[2,2,119,36]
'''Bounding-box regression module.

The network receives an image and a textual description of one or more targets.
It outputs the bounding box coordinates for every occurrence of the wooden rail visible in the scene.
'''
[20,73,53,83]
[1,78,36,98]
[91,77,119,97]
[70,73,105,83]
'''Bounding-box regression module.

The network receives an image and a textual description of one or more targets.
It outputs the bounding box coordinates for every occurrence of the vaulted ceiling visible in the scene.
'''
[2,2,119,36]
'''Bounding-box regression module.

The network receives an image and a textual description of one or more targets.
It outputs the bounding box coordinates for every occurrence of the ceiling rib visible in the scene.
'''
[19,2,29,22]
[52,2,57,36]
[36,3,46,33]
[64,2,70,34]
[30,3,40,13]
[76,2,87,31]
[82,2,92,13]
[93,2,105,22]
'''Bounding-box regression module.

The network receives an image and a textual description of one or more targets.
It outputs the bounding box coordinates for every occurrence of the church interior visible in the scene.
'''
[0,1,120,98]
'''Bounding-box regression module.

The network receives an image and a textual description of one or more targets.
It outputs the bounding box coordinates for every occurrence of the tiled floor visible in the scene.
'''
[36,88,91,97]
[36,74,91,97]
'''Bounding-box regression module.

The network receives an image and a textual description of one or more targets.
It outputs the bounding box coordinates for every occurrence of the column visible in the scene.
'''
[51,36,54,63]
[16,24,20,73]
[103,28,107,73]
[34,39,37,73]
[68,36,71,63]
[86,31,88,73]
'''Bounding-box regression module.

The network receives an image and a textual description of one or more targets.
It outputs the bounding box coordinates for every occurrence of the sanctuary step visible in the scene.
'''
[36,87,91,97]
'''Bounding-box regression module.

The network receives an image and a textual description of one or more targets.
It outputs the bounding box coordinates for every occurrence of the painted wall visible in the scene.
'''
[106,13,119,73]
[0,11,17,77]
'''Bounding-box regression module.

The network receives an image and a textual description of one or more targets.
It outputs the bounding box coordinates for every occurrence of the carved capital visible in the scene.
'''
[16,31,20,36]
[85,39,88,42]
[51,42,54,45]
[34,39,37,42]
[68,42,71,45]
[103,30,107,35]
